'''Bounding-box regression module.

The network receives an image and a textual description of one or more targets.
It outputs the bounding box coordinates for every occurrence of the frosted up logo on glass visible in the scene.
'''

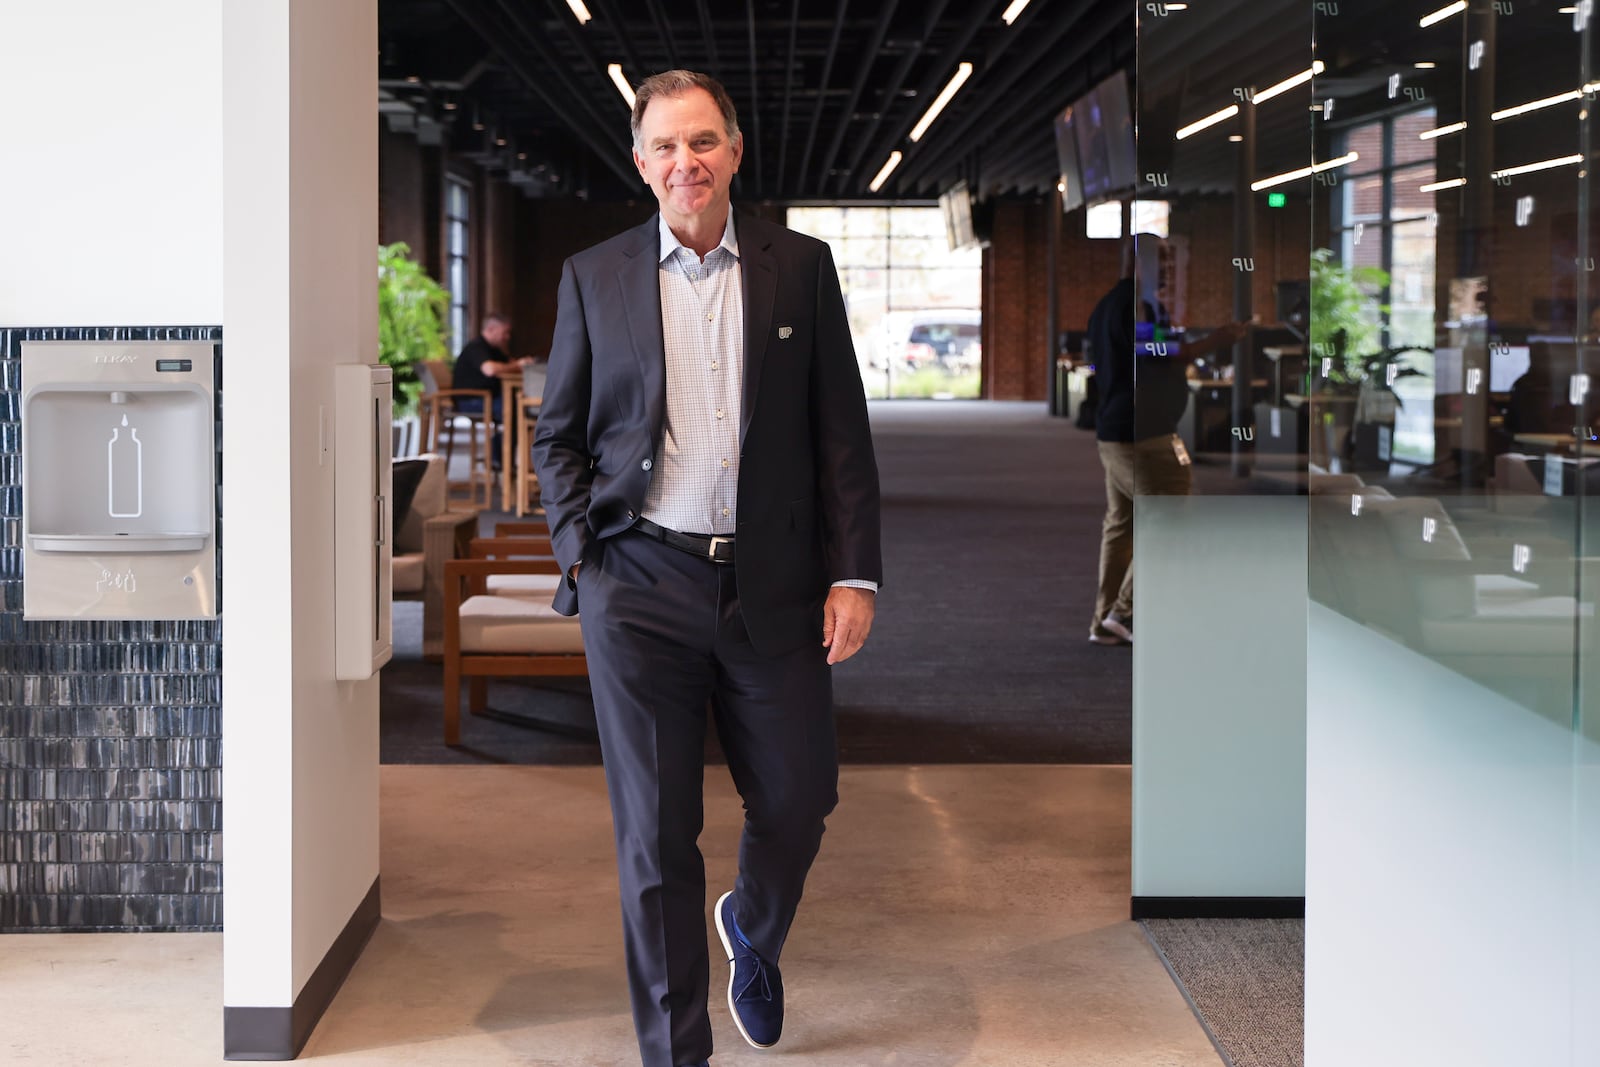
[108,413,144,519]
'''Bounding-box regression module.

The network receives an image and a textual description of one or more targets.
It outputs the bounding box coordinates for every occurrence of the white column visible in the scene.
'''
[222,0,380,1041]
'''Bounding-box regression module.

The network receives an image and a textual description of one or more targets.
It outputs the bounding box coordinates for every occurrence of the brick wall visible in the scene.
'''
[0,326,223,932]
[514,199,657,356]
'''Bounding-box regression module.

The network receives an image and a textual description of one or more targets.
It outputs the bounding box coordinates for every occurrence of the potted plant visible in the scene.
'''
[377,241,451,416]
[1308,249,1425,469]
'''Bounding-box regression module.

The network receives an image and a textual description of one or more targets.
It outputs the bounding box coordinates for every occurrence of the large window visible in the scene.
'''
[1337,109,1437,464]
[445,177,471,355]
[787,207,982,399]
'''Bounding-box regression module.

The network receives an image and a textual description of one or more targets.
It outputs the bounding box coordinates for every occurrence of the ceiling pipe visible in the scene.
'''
[795,0,851,198]
[744,0,763,196]
[836,0,952,196]
[812,0,902,197]
[895,0,1112,191]
[697,0,720,71]
[775,0,801,192]
[641,0,682,71]
[846,0,990,196]
[443,0,638,189]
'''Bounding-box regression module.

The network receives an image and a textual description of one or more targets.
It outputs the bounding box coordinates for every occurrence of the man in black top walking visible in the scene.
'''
[1087,239,1244,645]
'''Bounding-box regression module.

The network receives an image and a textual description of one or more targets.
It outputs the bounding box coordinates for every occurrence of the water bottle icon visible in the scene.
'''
[108,414,143,519]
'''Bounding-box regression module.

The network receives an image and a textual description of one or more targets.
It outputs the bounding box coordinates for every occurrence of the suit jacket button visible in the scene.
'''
[642,459,653,471]
[627,510,636,520]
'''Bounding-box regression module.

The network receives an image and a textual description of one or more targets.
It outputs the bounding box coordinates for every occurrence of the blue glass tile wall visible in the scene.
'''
[0,326,222,932]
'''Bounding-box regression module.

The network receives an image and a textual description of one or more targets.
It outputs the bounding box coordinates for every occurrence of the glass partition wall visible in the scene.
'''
[1138,0,1600,1060]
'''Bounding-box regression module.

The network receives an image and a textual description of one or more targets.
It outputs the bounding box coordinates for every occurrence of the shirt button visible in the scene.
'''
[722,508,730,517]
[642,459,652,471]
[721,458,730,468]
[715,409,724,419]
[711,362,719,370]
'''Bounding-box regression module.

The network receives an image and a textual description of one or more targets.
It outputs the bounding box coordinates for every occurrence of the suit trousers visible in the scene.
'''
[1093,435,1193,629]
[577,528,839,1067]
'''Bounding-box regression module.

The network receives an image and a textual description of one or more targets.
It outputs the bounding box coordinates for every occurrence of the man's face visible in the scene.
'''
[632,88,742,228]
[483,321,511,350]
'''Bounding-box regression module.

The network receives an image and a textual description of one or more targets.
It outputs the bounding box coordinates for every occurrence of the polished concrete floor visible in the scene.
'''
[3,766,1221,1066]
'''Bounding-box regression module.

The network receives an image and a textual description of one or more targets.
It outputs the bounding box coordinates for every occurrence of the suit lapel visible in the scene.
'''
[617,217,666,441]
[740,215,776,445]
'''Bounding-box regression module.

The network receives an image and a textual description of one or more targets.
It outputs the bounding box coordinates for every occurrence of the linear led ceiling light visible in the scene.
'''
[1493,90,1584,121]
[869,151,903,192]
[1419,1,1467,27]
[1250,151,1359,191]
[1420,121,1467,140]
[1000,0,1032,23]
[1421,177,1468,191]
[1176,104,1239,140]
[607,64,636,109]
[1254,61,1326,104]
[1491,154,1585,181]
[566,0,593,23]
[910,62,974,142]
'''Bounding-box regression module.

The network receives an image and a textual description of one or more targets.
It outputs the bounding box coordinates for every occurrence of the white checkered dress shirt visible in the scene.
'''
[641,214,745,535]
[642,213,877,592]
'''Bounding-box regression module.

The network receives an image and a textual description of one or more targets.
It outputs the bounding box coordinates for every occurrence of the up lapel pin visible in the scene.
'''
[778,326,793,340]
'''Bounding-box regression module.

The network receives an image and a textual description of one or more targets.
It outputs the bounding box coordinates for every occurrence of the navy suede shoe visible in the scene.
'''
[714,890,783,1048]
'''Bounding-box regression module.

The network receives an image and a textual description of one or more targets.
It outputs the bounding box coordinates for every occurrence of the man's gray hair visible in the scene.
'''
[630,70,741,150]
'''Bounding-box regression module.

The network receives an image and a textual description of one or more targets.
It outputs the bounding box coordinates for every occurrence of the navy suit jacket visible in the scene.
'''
[531,211,883,657]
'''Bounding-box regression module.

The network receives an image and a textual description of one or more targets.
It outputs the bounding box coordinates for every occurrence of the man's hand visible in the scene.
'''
[822,586,876,665]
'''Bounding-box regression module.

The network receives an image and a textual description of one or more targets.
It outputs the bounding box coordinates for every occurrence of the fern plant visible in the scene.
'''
[377,241,451,415]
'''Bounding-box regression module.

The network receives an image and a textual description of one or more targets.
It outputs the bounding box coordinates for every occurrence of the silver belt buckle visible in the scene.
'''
[708,536,732,561]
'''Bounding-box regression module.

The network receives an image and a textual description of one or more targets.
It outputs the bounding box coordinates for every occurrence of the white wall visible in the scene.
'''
[1306,602,1598,1065]
[0,0,380,1018]
[0,2,223,326]
[1132,496,1307,899]
[222,0,380,1008]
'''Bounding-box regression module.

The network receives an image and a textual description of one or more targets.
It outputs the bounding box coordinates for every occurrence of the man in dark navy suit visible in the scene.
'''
[531,70,882,1067]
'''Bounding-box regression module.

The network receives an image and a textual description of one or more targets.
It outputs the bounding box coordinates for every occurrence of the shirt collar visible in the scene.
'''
[657,210,739,264]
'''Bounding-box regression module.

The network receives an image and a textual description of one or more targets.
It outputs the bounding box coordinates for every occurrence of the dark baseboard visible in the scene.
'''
[223,876,382,1060]
[1132,895,1305,920]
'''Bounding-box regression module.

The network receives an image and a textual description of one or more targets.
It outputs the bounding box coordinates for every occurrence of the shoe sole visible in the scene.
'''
[1087,632,1128,645]
[714,891,776,1049]
[1100,618,1133,643]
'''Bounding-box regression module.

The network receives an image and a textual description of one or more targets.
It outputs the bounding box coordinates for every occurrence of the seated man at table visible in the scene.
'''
[452,312,531,467]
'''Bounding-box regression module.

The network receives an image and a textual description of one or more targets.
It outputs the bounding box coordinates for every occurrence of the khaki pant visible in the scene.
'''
[1093,435,1192,630]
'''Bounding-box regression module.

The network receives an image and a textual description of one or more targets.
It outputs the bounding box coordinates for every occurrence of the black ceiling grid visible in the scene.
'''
[379,0,1135,203]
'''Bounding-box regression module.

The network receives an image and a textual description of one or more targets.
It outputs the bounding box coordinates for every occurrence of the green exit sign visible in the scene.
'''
[1267,192,1287,208]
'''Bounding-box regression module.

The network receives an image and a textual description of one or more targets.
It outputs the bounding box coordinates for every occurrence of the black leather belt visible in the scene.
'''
[633,517,736,564]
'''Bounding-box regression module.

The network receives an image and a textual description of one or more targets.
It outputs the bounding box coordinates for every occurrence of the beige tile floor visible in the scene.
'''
[2,765,1220,1067]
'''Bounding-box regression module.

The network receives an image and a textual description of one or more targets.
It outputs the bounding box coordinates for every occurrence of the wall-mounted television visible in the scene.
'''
[940,181,977,252]
[1054,104,1086,213]
[1073,72,1137,205]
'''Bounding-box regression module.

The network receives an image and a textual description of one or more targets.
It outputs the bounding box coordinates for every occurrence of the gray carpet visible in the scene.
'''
[1141,919,1306,1067]
[381,400,1130,764]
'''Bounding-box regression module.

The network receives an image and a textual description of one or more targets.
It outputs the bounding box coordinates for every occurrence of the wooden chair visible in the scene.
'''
[390,454,479,660]
[418,359,495,508]
[442,548,586,746]
[515,393,542,516]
